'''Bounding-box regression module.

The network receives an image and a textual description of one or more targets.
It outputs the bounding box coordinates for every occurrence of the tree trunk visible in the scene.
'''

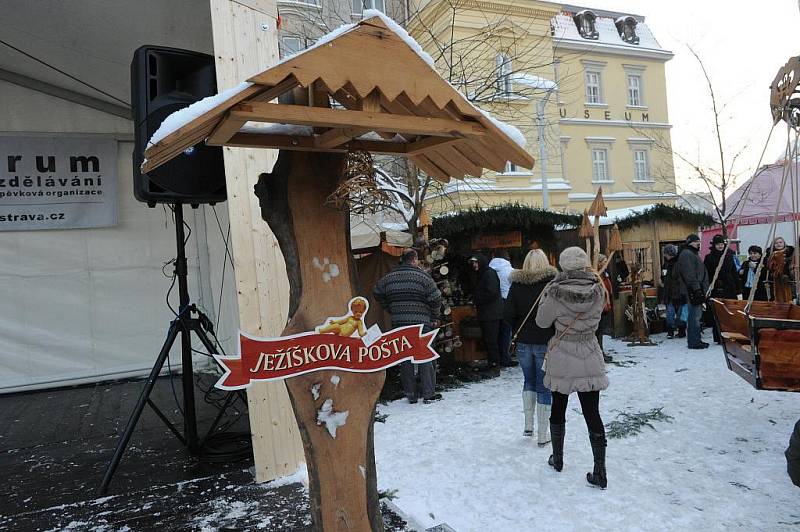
[255,150,385,532]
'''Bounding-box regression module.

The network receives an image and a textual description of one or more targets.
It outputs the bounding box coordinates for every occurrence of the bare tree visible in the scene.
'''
[279,2,581,235]
[637,46,772,236]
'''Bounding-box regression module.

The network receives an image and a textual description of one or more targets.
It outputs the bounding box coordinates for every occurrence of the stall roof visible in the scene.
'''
[555,203,715,231]
[142,11,534,182]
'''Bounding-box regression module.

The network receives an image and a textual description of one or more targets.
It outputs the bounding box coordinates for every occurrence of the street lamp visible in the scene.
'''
[513,73,558,209]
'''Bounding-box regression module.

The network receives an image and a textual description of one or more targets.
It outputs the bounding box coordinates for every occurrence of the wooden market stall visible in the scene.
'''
[141,13,533,531]
[430,204,579,362]
[556,204,714,337]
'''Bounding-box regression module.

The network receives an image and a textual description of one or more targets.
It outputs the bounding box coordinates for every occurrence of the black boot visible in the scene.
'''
[548,422,565,472]
[586,431,607,489]
[667,328,675,339]
[676,326,686,338]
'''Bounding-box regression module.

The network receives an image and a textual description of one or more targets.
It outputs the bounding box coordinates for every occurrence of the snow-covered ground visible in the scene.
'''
[374,332,800,531]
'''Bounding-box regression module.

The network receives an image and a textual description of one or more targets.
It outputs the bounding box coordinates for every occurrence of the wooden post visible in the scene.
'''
[209,0,304,482]
[255,150,385,531]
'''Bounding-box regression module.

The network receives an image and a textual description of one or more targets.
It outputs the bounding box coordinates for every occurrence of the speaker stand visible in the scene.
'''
[99,203,236,495]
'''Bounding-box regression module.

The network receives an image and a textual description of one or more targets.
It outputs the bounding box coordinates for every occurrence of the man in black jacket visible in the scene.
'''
[374,249,443,403]
[787,419,800,488]
[662,244,685,338]
[704,234,741,342]
[676,234,709,349]
[469,253,511,367]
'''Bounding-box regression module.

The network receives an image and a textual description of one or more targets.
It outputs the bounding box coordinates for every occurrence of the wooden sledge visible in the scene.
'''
[711,298,800,392]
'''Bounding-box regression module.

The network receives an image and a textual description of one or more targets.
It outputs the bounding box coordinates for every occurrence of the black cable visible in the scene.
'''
[0,37,130,107]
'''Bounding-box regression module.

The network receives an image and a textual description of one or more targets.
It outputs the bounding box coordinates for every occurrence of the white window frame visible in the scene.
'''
[585,71,602,104]
[585,136,615,183]
[352,0,385,15]
[591,148,609,183]
[581,60,607,106]
[623,64,647,108]
[627,74,642,106]
[495,54,513,97]
[633,149,650,182]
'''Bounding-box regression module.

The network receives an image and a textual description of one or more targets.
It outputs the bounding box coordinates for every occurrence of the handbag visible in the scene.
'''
[508,289,547,357]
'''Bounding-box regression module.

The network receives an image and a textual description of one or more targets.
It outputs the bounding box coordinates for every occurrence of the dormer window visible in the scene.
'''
[573,10,599,40]
[615,16,640,45]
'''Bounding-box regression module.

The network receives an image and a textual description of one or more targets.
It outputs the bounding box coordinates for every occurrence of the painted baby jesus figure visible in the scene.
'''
[316,297,369,337]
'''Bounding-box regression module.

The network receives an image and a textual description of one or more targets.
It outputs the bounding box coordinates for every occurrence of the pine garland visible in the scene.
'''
[431,203,581,241]
[615,204,714,231]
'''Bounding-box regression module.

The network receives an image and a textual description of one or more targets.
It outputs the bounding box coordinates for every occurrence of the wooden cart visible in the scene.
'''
[711,298,800,392]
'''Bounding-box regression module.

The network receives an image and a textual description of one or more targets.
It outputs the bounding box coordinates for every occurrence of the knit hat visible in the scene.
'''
[559,246,590,271]
[686,233,700,244]
[663,244,678,257]
[711,234,725,245]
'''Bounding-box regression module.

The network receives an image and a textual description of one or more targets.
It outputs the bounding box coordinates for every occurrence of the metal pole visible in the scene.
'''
[537,99,549,210]
[537,89,554,210]
[173,203,199,452]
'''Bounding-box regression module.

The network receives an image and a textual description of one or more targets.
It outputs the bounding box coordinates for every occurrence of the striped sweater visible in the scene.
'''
[373,264,442,331]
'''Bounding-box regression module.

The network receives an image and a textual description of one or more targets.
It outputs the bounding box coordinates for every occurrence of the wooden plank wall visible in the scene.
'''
[209,0,304,482]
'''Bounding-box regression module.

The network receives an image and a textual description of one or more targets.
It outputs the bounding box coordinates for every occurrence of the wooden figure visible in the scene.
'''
[588,188,608,270]
[142,14,534,531]
[579,210,593,255]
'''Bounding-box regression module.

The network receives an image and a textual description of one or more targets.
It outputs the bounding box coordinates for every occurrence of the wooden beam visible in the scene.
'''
[207,114,247,145]
[406,136,460,155]
[229,102,488,138]
[226,132,408,154]
[412,155,451,182]
[251,76,300,102]
[314,127,369,149]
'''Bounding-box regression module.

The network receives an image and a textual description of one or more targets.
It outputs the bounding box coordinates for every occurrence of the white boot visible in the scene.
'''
[523,391,535,437]
[537,403,551,447]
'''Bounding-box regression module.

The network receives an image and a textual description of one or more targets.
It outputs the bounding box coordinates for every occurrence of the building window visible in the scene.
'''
[353,0,385,15]
[615,16,640,45]
[281,37,302,58]
[633,149,650,181]
[592,148,609,182]
[627,74,642,106]
[585,71,602,104]
[573,10,599,40]
[495,54,513,96]
[505,162,517,173]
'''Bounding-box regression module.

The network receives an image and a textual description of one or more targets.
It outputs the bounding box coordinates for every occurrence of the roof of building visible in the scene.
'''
[142,11,534,182]
[551,5,671,58]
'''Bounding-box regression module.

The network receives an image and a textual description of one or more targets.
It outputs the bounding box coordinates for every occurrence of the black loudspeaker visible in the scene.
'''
[131,46,226,206]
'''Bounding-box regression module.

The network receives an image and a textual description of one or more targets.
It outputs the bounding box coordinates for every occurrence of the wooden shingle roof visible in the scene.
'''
[142,14,534,182]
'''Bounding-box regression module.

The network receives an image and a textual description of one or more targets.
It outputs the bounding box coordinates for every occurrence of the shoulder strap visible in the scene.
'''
[511,287,547,343]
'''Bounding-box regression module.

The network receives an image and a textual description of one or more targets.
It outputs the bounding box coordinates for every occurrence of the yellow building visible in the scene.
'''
[412,0,678,214]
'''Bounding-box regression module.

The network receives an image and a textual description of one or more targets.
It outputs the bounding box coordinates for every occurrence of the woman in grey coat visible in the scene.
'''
[535,246,609,489]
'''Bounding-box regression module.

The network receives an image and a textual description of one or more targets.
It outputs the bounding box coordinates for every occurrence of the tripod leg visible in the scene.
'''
[99,322,181,495]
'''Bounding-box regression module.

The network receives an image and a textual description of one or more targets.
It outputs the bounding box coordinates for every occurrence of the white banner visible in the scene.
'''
[0,136,118,230]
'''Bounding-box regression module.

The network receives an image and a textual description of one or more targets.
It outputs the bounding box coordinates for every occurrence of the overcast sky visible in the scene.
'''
[585,0,799,194]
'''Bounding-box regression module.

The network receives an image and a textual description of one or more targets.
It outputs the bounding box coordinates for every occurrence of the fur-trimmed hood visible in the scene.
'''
[546,270,603,310]
[509,266,558,285]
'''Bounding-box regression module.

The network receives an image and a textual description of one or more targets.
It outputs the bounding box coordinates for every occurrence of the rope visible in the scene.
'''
[706,123,778,297]
[745,126,797,311]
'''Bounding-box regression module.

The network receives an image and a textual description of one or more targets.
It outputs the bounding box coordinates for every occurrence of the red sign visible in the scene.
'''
[214,325,438,390]
[471,230,522,249]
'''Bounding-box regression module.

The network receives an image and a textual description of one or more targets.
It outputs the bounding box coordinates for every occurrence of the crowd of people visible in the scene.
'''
[373,236,799,491]
[375,245,611,489]
[661,233,797,349]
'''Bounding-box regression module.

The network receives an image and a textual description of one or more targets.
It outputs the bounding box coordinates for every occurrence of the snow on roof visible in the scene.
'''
[477,108,526,147]
[551,12,664,51]
[512,73,558,91]
[145,10,528,154]
[148,82,252,147]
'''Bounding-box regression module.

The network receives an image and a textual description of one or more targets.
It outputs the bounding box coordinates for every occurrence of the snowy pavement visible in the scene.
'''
[374,332,800,531]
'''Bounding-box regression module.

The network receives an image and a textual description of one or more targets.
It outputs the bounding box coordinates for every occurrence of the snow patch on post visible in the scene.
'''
[311,383,321,401]
[316,399,349,438]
